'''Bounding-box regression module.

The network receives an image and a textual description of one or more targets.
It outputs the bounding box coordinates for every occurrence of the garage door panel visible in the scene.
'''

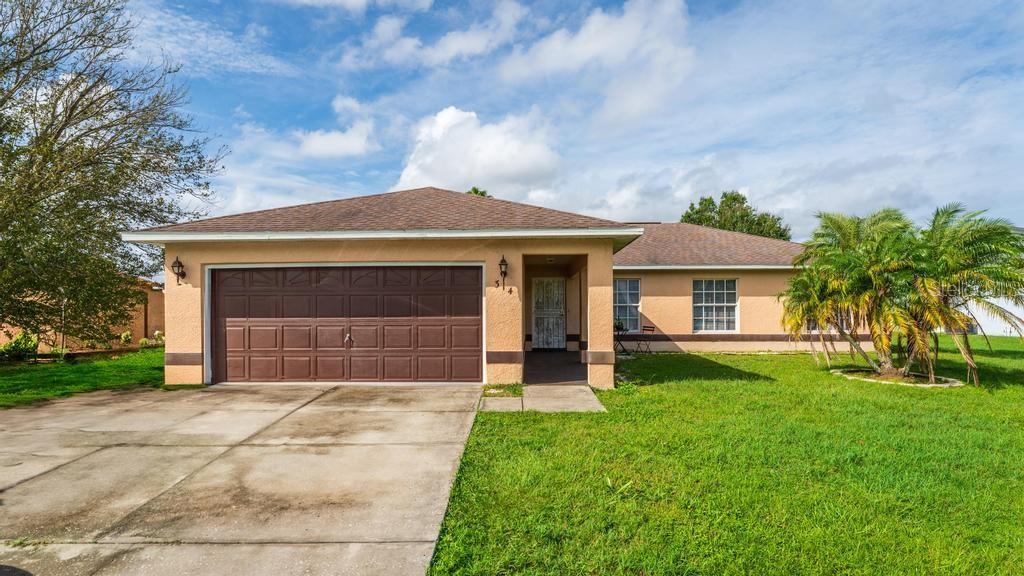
[383,294,413,317]
[417,294,446,317]
[316,295,346,318]
[251,269,279,288]
[350,325,379,349]
[350,356,380,380]
[225,326,246,351]
[316,325,347,349]
[384,268,412,287]
[451,267,481,287]
[383,325,413,349]
[417,325,447,348]
[350,294,379,318]
[316,268,345,288]
[226,356,246,380]
[417,356,446,380]
[284,269,312,287]
[249,357,278,380]
[451,325,481,349]
[383,356,413,380]
[316,356,345,380]
[283,356,312,380]
[221,296,248,318]
[451,356,482,381]
[418,268,447,287]
[218,270,247,288]
[350,268,379,288]
[249,296,280,319]
[213,266,481,382]
[282,326,312,349]
[451,294,481,317]
[249,326,279,350]
[282,295,312,318]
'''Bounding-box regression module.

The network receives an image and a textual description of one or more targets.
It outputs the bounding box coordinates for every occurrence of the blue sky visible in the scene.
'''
[129,0,1024,238]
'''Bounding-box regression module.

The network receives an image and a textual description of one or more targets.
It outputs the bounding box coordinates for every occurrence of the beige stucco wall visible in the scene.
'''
[613,269,801,352]
[162,237,616,388]
[1,285,164,353]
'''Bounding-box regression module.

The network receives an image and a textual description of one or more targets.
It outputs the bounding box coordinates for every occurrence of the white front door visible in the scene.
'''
[533,277,566,349]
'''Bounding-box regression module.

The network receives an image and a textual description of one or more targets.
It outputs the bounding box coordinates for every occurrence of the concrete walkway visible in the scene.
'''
[0,384,480,576]
[479,385,606,413]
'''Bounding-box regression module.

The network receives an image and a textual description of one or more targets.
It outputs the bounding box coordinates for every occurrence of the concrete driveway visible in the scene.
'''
[0,384,480,575]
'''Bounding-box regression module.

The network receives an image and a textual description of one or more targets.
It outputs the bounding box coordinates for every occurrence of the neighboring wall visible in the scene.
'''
[0,284,165,353]
[613,269,842,352]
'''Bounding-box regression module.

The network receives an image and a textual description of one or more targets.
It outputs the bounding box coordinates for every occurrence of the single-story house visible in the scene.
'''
[123,187,812,389]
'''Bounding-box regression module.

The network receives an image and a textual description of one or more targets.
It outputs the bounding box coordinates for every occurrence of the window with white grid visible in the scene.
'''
[614,278,641,333]
[693,279,737,332]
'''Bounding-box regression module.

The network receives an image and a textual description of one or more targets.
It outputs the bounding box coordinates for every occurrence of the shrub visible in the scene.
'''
[138,337,151,348]
[119,330,133,345]
[1,332,39,361]
[152,330,165,344]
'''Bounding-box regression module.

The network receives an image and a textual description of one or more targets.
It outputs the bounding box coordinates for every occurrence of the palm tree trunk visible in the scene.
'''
[839,329,879,371]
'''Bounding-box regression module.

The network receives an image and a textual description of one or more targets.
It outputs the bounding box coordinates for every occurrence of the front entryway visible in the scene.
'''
[524,351,587,385]
[532,277,566,349]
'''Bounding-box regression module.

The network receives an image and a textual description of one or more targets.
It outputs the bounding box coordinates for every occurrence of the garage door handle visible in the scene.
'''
[344,333,353,346]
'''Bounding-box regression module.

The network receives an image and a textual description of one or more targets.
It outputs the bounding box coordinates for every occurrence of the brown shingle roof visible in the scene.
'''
[140,187,627,232]
[613,223,804,267]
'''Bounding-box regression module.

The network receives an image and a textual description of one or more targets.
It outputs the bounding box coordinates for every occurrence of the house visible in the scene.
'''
[0,281,165,353]
[611,223,806,352]
[123,187,810,388]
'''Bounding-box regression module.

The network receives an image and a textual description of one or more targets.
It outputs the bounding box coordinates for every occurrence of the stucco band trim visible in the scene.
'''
[166,352,204,366]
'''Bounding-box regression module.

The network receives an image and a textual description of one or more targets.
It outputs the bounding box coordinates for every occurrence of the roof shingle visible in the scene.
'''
[140,187,626,232]
[613,223,804,267]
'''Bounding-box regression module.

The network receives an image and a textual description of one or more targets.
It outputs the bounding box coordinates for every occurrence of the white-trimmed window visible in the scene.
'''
[693,279,737,332]
[614,278,641,332]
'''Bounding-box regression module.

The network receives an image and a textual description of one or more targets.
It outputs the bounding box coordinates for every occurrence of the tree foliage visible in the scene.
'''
[467,186,490,197]
[681,191,792,240]
[780,204,1024,384]
[0,0,220,345]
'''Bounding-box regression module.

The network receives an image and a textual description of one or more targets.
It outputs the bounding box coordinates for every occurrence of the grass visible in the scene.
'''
[431,336,1024,575]
[0,347,165,408]
[482,383,524,397]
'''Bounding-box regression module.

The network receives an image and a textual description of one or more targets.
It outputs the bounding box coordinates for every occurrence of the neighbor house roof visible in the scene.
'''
[123,187,642,246]
[613,223,804,269]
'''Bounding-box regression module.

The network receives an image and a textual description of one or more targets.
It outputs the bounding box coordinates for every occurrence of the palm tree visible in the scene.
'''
[910,204,1024,384]
[792,209,915,376]
[784,205,1024,385]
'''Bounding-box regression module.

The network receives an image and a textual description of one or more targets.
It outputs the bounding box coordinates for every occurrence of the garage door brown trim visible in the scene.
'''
[209,264,484,383]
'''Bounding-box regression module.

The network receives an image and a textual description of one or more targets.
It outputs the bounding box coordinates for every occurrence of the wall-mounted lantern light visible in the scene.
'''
[171,257,187,285]
[498,255,509,289]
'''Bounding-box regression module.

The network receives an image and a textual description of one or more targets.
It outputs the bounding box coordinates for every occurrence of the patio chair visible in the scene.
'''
[635,325,655,354]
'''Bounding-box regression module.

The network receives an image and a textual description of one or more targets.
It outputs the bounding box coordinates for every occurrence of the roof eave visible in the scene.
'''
[122,227,645,246]
[613,264,797,270]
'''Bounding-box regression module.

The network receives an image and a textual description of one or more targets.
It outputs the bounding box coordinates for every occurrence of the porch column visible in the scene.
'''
[585,244,615,389]
[484,250,524,384]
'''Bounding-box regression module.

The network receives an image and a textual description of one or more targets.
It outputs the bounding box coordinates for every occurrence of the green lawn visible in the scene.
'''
[0,347,165,408]
[432,336,1024,575]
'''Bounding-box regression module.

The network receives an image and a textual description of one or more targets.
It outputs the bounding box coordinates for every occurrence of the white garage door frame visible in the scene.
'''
[203,261,488,385]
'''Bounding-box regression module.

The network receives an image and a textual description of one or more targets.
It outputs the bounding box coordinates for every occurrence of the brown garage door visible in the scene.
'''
[211,266,482,382]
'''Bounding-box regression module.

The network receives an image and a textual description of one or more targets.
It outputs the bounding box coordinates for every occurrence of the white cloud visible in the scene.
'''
[274,0,431,12]
[341,2,527,69]
[127,0,294,77]
[331,95,364,116]
[499,0,692,121]
[395,106,560,196]
[295,120,379,158]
